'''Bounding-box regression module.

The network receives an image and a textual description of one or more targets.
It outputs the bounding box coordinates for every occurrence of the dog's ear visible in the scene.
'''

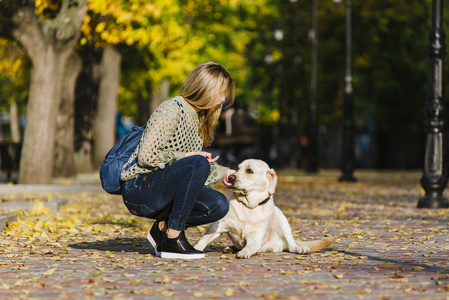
[267,169,278,194]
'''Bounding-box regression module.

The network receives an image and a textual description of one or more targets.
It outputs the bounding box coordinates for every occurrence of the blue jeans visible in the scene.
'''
[121,155,229,231]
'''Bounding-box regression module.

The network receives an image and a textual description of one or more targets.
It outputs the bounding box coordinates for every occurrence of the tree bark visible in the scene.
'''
[9,100,20,143]
[92,46,122,168]
[54,51,82,178]
[150,78,171,115]
[3,0,88,184]
[19,46,70,183]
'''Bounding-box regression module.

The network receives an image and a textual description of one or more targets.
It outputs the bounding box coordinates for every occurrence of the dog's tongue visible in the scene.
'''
[222,174,233,187]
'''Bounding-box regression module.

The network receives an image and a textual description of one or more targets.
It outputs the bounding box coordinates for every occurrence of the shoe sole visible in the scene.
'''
[160,251,205,259]
[147,231,160,257]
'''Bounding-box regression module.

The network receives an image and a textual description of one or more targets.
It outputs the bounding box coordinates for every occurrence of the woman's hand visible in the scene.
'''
[185,151,219,163]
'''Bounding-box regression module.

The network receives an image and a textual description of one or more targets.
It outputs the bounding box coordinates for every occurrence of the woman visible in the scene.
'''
[120,61,235,259]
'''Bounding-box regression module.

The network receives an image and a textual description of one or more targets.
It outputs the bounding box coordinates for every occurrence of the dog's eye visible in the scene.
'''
[245,168,253,174]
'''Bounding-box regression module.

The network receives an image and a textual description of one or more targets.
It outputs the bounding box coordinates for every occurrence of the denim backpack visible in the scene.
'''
[99,125,145,194]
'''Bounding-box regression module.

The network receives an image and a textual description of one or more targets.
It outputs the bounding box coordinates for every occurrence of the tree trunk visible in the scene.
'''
[74,46,102,174]
[92,46,122,168]
[19,47,71,183]
[6,0,88,184]
[9,100,20,143]
[54,52,82,178]
[150,78,171,115]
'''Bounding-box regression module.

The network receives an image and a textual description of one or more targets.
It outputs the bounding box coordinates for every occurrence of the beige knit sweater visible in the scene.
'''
[120,96,228,187]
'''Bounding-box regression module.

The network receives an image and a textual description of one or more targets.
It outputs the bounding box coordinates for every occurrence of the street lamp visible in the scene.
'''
[336,0,357,182]
[270,24,284,167]
[418,0,449,208]
[306,0,319,173]
[274,27,284,42]
[289,0,301,169]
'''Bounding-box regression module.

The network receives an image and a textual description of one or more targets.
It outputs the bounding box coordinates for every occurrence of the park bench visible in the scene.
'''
[0,142,21,181]
[213,109,260,166]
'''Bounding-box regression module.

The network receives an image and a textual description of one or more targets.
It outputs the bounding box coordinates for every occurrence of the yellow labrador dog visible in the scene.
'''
[195,159,333,258]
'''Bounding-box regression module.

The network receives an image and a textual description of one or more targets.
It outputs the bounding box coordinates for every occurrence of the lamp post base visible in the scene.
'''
[338,173,357,182]
[417,195,449,208]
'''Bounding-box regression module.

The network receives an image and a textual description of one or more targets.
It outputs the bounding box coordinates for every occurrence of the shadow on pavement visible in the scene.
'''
[69,237,229,256]
[69,237,155,255]
[343,250,449,274]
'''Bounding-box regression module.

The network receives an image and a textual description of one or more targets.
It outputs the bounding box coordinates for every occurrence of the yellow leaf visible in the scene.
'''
[40,231,49,240]
[42,268,55,276]
[224,288,235,296]
[95,22,106,33]
[0,281,10,290]
[68,227,79,234]
[32,202,49,215]
[334,274,344,279]
[154,275,170,283]
[13,279,23,286]
[131,279,143,284]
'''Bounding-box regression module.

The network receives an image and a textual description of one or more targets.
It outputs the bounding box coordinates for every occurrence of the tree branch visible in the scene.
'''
[49,0,88,45]
[10,6,46,61]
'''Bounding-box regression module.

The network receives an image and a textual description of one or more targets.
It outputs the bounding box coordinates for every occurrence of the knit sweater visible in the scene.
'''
[120,96,228,187]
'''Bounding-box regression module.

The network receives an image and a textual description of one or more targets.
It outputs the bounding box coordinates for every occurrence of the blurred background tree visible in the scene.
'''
[0,39,28,143]
[0,0,445,183]
[0,0,88,183]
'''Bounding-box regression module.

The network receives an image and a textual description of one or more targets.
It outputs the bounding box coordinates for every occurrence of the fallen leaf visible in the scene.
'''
[42,268,55,276]
[224,288,235,296]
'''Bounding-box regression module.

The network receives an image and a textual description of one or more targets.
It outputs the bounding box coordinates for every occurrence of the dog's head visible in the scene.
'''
[225,159,277,208]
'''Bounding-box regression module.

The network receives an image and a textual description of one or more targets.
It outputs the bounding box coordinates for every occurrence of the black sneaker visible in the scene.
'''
[160,231,205,259]
[147,221,162,256]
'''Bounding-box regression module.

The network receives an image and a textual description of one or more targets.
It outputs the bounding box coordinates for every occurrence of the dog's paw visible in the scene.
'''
[236,249,254,259]
[194,245,204,251]
[291,246,311,254]
[297,246,311,254]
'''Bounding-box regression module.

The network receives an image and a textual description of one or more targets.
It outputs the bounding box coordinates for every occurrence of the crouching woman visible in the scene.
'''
[120,61,235,259]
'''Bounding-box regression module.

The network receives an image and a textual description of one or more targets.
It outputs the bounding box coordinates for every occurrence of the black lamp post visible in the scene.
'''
[307,0,319,173]
[272,24,284,167]
[336,0,357,182]
[418,0,449,208]
[289,0,301,169]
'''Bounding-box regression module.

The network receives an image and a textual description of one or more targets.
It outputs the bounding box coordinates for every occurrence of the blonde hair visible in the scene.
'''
[179,61,235,146]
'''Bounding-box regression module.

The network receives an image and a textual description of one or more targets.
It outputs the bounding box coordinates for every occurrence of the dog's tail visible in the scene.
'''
[297,237,334,252]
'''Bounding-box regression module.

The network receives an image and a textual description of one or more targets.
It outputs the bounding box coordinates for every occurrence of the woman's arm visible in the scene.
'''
[138,101,183,168]
[185,151,219,163]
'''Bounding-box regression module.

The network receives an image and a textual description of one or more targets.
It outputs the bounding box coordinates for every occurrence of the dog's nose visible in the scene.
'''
[228,174,236,183]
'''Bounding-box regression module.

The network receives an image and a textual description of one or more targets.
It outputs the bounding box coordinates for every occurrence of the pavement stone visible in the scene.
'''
[0,173,101,231]
[0,170,449,299]
[0,213,17,231]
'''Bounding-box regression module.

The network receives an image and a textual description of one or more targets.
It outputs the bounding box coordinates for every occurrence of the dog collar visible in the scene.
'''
[258,195,271,206]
